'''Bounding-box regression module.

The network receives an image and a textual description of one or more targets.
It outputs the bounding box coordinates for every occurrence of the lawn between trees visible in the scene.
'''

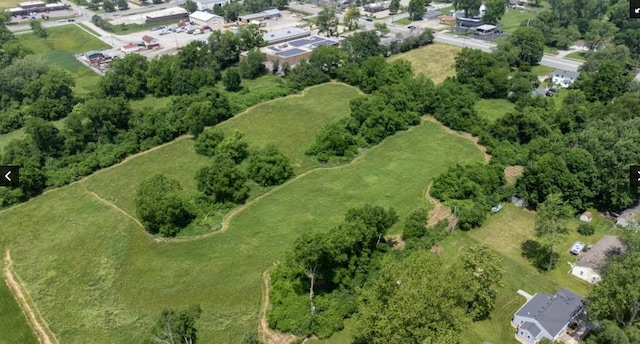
[0,118,483,343]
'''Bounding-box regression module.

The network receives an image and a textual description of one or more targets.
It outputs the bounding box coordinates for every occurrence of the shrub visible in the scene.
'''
[577,223,595,236]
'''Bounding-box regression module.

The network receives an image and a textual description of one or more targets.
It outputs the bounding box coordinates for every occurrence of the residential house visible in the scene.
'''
[141,35,160,49]
[512,288,586,344]
[579,211,593,222]
[570,235,625,284]
[550,69,579,88]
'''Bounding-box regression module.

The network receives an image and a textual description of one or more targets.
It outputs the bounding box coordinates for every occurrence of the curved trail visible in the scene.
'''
[3,250,57,344]
[260,269,297,344]
[424,182,452,227]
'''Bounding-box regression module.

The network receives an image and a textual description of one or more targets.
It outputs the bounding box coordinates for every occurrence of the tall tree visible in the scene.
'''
[237,23,264,51]
[585,19,618,51]
[148,305,202,344]
[316,6,339,37]
[482,0,506,24]
[135,174,195,237]
[534,193,573,271]
[29,20,47,38]
[247,145,294,187]
[182,0,197,13]
[222,67,242,92]
[353,251,469,344]
[389,0,400,13]
[116,0,129,10]
[503,26,545,66]
[341,31,382,63]
[453,0,482,18]
[343,6,361,30]
[408,0,426,21]
[195,155,249,204]
[102,0,115,12]
[238,50,266,79]
[589,249,640,328]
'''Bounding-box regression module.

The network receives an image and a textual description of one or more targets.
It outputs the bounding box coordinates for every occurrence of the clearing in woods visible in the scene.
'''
[0,117,483,342]
[388,43,462,84]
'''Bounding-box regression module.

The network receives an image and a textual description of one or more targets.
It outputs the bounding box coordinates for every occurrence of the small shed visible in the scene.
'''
[141,35,159,49]
[121,43,140,54]
[84,50,104,61]
[512,196,527,208]
[579,211,593,222]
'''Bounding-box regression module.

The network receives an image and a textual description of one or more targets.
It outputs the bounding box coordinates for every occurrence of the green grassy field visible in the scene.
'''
[0,0,19,9]
[499,7,542,33]
[475,98,514,123]
[531,65,554,77]
[0,115,483,343]
[566,51,587,61]
[389,43,461,84]
[0,270,38,344]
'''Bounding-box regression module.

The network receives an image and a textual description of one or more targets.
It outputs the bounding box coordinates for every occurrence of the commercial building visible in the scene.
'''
[263,35,340,66]
[262,27,310,45]
[195,0,230,11]
[238,9,281,24]
[189,11,221,27]
[144,7,188,24]
[6,1,67,16]
[121,44,140,54]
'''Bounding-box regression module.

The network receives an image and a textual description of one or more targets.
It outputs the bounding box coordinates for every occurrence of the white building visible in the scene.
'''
[189,11,221,27]
[570,235,625,284]
[195,0,230,11]
[550,68,580,88]
[121,43,140,54]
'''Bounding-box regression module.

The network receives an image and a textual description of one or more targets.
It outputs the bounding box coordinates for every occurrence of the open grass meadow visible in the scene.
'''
[499,7,543,33]
[218,83,361,173]
[566,51,587,61]
[0,118,66,153]
[388,43,461,84]
[474,98,514,123]
[0,117,484,343]
[16,24,108,95]
[0,0,19,9]
[0,271,38,344]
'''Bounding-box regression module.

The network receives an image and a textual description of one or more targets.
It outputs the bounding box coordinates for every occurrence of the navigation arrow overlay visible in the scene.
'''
[631,166,640,187]
[636,7,640,13]
[0,166,19,187]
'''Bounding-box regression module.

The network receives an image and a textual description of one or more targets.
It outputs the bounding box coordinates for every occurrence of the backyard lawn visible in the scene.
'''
[499,7,543,33]
[389,43,461,84]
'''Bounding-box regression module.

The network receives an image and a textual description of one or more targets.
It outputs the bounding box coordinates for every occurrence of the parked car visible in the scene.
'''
[193,29,202,34]
[491,203,503,213]
[159,29,169,35]
[201,25,211,31]
[150,26,165,31]
[67,18,75,22]
[570,242,585,255]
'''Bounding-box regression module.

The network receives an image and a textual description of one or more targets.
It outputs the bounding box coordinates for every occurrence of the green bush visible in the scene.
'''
[578,223,595,236]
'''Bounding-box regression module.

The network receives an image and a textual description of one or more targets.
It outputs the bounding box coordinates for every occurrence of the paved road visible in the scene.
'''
[433,32,583,72]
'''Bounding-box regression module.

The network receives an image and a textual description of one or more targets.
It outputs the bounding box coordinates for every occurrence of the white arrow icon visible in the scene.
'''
[4,171,10,181]
[636,8,640,14]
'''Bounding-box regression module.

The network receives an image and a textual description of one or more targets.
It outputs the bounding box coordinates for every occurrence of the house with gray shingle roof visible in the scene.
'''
[512,288,586,344]
[550,69,580,88]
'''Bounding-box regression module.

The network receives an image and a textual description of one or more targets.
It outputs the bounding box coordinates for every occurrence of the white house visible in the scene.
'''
[570,235,625,284]
[189,11,220,27]
[512,289,586,344]
[141,35,160,49]
[551,68,580,88]
[195,0,230,11]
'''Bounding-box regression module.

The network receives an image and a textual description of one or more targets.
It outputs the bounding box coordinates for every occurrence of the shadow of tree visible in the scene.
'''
[521,239,557,271]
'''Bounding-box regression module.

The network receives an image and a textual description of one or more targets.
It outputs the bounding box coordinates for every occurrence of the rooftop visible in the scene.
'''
[262,27,310,43]
[189,10,220,22]
[263,8,281,16]
[264,35,340,59]
[477,24,497,31]
[575,235,625,272]
[424,10,442,19]
[515,288,585,338]
[141,35,157,42]
[552,68,580,79]
[239,12,269,20]
[18,1,44,6]
[145,7,188,19]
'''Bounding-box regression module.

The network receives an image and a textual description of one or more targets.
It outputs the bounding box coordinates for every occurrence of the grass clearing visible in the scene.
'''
[531,65,554,77]
[389,43,461,84]
[0,0,19,9]
[566,51,587,61]
[499,8,540,33]
[76,23,102,37]
[0,118,483,343]
[17,25,110,71]
[107,19,181,35]
[393,17,412,25]
[0,268,38,344]
[544,46,558,55]
[475,98,514,123]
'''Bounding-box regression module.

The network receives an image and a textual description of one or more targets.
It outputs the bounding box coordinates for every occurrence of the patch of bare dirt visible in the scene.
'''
[260,269,298,344]
[3,250,57,344]
[505,165,524,185]
[385,234,406,250]
[425,183,452,227]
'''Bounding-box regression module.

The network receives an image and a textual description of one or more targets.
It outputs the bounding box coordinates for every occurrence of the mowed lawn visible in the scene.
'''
[0,275,38,344]
[0,120,483,343]
[475,98,514,123]
[389,43,461,84]
[16,25,108,95]
[218,83,361,172]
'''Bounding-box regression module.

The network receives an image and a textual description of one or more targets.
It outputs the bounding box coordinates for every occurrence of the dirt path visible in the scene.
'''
[3,250,57,344]
[425,182,452,227]
[260,269,297,344]
[87,189,144,229]
[421,116,491,163]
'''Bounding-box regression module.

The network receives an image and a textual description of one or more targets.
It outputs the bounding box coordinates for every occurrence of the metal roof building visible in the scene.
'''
[262,27,310,45]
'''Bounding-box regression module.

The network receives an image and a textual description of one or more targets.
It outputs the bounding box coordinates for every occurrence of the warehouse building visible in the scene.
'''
[195,0,230,11]
[262,27,310,45]
[263,35,339,66]
[238,8,281,24]
[145,7,188,23]
[189,11,221,27]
